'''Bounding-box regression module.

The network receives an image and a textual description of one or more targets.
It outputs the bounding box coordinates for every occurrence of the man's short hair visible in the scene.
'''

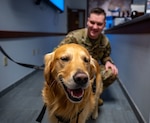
[89,7,106,19]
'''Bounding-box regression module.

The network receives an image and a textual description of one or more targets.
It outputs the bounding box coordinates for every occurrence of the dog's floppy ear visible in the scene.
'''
[89,56,97,79]
[44,52,55,85]
[90,57,103,95]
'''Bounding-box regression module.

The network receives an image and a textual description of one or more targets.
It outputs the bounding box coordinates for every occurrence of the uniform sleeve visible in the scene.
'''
[101,38,114,65]
[59,35,78,46]
[56,32,79,48]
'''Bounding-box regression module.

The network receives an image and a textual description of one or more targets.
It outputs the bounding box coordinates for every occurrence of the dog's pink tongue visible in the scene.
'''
[69,88,83,97]
[73,89,83,97]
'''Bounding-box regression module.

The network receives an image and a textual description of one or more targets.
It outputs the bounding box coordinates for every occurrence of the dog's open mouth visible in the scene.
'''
[63,83,84,103]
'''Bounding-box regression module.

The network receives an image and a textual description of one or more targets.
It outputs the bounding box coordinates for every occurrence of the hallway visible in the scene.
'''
[0,71,139,123]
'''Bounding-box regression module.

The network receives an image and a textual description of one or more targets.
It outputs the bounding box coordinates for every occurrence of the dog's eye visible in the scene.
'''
[83,57,89,63]
[60,56,70,62]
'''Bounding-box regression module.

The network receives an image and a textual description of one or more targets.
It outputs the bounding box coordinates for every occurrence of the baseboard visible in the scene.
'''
[117,77,146,123]
[0,70,38,97]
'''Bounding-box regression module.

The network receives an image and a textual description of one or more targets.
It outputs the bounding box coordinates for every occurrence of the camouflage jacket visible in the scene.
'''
[58,28,113,65]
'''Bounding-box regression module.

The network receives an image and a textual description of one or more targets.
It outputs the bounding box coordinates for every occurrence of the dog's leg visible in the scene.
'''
[75,108,91,123]
[91,60,102,119]
[76,115,87,123]
[91,99,99,119]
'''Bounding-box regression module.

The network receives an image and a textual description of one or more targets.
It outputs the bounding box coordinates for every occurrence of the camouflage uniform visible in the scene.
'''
[58,28,117,89]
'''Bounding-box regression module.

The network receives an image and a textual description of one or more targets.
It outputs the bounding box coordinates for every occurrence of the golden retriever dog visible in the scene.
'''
[42,43,103,123]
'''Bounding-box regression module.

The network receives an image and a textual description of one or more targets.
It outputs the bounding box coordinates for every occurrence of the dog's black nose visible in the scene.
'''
[73,72,88,86]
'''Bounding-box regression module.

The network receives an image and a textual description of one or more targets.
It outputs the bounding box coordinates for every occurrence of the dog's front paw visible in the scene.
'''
[91,110,98,120]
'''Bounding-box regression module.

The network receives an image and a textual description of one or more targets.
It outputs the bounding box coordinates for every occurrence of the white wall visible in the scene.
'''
[0,0,87,93]
[107,34,150,122]
[0,0,67,92]
[0,0,67,32]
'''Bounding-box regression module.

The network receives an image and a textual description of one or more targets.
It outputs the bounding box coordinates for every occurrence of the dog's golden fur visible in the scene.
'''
[42,43,103,123]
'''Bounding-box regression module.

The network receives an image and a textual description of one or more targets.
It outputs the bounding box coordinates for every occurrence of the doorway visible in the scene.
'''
[67,8,85,32]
